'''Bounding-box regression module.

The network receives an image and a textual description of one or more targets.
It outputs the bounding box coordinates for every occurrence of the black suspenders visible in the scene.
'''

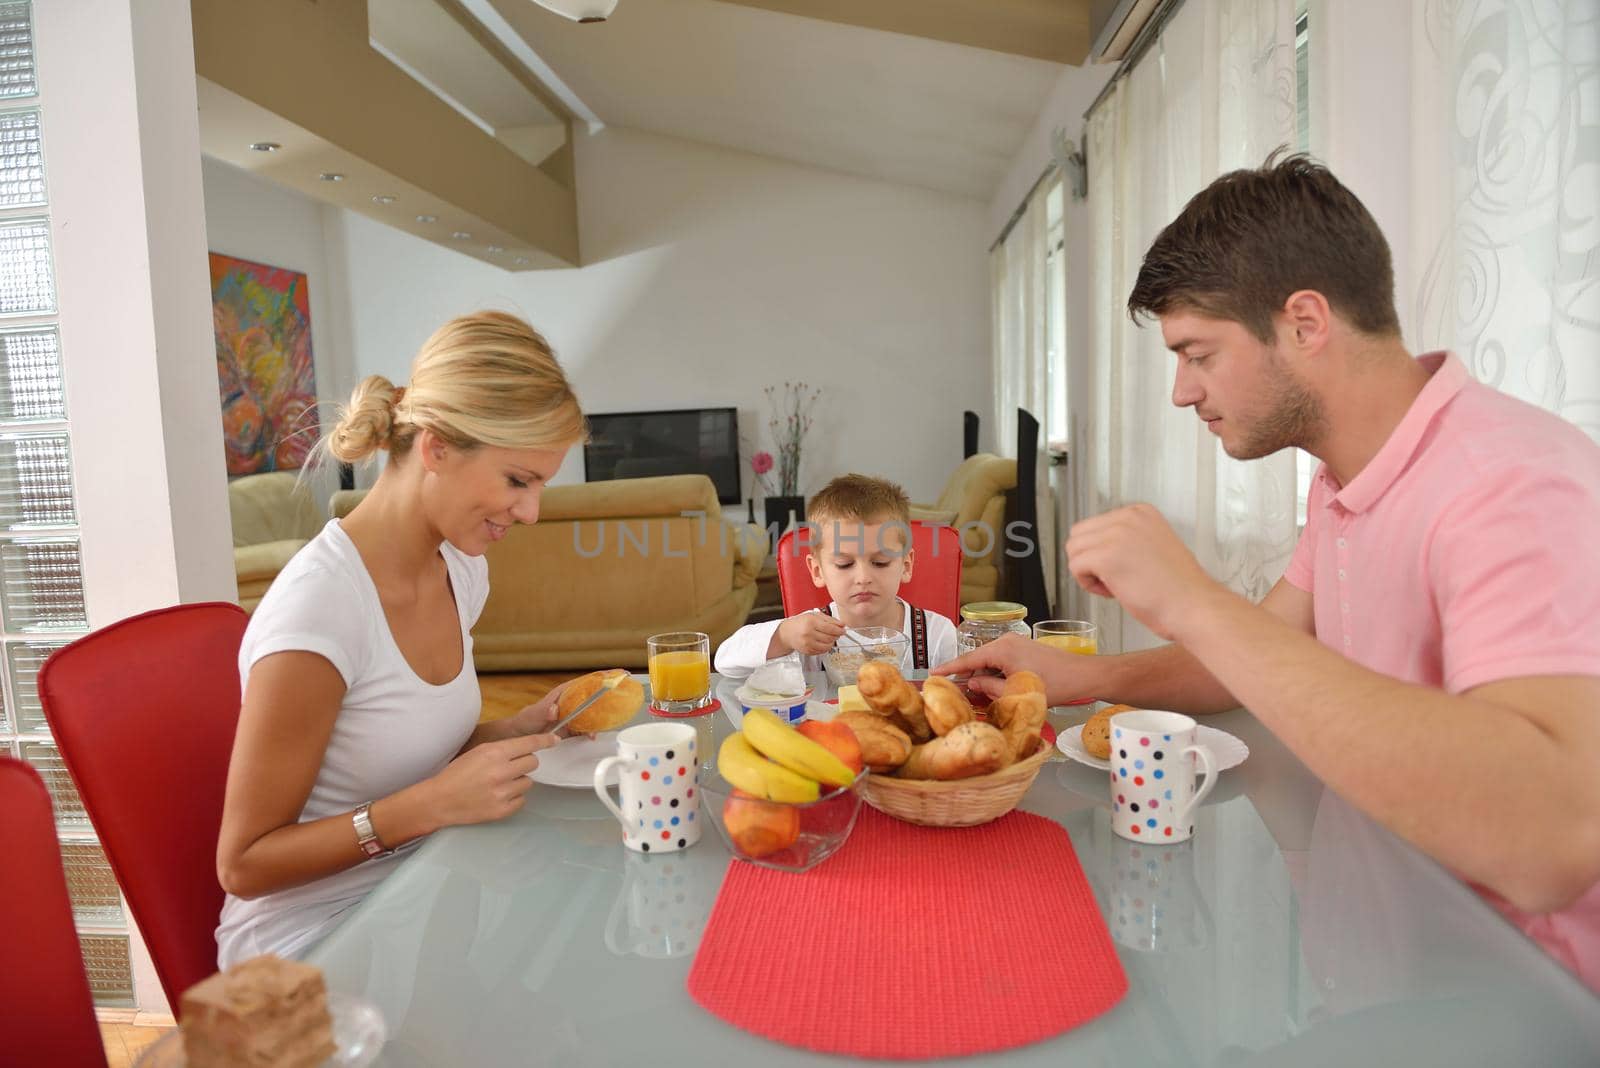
[827,602,930,669]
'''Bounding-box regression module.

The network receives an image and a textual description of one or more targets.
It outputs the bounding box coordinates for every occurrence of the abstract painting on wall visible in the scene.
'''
[209,252,318,475]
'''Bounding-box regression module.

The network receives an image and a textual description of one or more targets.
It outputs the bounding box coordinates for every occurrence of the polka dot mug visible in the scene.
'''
[594,722,702,854]
[1107,709,1216,845]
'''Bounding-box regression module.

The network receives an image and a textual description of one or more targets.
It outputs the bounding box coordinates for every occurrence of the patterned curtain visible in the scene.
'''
[1073,0,1302,653]
[1411,0,1600,440]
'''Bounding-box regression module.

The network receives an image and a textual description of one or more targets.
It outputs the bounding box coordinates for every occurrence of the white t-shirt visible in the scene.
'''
[215,520,488,968]
[713,599,958,679]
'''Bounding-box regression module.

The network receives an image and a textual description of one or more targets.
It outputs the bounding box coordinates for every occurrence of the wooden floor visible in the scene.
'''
[98,670,577,1065]
[101,1020,169,1067]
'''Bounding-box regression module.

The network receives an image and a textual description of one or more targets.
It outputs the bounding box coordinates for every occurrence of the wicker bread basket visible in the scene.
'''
[861,734,1053,827]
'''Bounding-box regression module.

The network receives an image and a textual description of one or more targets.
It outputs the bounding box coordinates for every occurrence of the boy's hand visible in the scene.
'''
[777,612,847,656]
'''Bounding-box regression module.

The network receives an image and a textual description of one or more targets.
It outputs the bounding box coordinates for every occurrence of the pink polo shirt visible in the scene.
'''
[1284,351,1600,990]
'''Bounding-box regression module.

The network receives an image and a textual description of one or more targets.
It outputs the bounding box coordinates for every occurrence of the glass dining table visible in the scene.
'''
[304,673,1600,1066]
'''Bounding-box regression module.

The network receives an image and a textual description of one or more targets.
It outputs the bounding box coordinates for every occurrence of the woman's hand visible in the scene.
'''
[423,733,560,829]
[507,681,572,737]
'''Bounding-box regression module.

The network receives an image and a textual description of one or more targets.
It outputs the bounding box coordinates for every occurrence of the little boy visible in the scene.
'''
[714,474,959,677]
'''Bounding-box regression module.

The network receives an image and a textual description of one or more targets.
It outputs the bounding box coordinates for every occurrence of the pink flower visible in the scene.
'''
[751,451,774,475]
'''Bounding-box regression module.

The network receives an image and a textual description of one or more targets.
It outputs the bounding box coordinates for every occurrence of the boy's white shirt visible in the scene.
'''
[713,598,959,679]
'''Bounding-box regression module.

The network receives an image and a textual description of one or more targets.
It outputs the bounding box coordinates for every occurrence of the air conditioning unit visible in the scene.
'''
[1088,0,1166,62]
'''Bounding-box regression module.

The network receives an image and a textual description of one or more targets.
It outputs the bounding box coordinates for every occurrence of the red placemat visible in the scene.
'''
[687,807,1126,1060]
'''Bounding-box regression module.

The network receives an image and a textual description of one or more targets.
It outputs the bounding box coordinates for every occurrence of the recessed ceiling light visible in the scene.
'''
[415,214,437,224]
[486,245,504,254]
[318,172,344,182]
[372,194,397,205]
[451,231,472,240]
[249,142,281,152]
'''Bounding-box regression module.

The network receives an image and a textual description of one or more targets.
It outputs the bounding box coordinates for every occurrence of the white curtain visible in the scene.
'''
[1410,0,1600,440]
[1072,0,1303,653]
[991,182,1058,597]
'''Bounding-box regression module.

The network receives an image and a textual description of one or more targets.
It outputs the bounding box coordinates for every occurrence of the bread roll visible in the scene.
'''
[1081,704,1132,760]
[557,669,644,733]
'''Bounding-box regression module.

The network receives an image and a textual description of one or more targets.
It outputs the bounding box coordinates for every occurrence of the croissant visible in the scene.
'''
[990,691,1047,761]
[856,661,932,742]
[896,721,1011,780]
[1001,670,1047,700]
[920,676,974,737]
[837,710,913,772]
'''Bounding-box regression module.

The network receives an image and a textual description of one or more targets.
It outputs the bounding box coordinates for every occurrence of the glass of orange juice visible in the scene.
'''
[647,632,712,713]
[1032,620,1098,655]
[1033,620,1098,760]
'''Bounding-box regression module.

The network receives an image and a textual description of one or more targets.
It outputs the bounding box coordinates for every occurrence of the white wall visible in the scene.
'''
[200,156,354,511]
[201,157,355,407]
[323,125,991,504]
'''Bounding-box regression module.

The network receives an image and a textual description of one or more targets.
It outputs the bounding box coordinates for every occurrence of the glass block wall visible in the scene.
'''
[0,1,134,1007]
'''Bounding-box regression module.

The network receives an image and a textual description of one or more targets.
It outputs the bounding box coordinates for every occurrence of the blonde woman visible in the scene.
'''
[214,312,586,967]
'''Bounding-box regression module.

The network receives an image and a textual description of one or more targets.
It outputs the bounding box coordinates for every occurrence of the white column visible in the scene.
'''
[35,0,235,1017]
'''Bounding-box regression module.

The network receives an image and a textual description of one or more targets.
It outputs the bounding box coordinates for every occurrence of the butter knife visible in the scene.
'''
[546,673,626,734]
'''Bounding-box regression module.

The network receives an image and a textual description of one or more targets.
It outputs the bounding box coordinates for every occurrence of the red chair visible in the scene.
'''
[0,756,109,1067]
[775,520,964,623]
[39,601,250,1015]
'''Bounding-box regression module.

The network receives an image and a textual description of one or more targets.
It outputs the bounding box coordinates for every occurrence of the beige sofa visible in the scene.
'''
[229,472,325,612]
[908,453,1017,607]
[333,474,768,671]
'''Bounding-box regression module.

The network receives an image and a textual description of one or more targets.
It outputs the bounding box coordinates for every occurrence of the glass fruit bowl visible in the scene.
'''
[700,768,868,872]
[822,627,910,687]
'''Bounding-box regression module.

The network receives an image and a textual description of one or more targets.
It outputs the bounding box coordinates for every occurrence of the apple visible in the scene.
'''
[723,790,800,858]
[797,719,865,776]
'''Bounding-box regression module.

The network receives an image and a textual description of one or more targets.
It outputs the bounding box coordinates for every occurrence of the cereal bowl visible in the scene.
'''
[822,627,910,686]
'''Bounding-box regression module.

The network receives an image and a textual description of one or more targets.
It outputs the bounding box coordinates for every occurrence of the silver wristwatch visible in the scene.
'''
[352,802,390,859]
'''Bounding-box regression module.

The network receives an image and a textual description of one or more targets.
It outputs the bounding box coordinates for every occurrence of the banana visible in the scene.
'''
[718,732,820,803]
[741,707,856,788]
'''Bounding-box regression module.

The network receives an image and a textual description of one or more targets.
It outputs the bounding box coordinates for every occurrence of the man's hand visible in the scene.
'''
[1066,504,1228,639]
[932,633,1103,704]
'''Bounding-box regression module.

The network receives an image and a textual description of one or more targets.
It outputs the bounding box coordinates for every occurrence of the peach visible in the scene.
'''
[797,719,865,776]
[723,790,800,858]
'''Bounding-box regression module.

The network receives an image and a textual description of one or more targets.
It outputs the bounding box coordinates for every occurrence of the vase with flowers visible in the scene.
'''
[758,381,821,533]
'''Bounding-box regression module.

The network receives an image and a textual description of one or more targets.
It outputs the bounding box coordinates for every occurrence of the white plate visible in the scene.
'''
[1057,723,1249,773]
[136,991,386,1067]
[529,732,621,789]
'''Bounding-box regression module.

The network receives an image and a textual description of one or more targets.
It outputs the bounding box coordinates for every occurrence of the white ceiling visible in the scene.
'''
[481,0,1066,200]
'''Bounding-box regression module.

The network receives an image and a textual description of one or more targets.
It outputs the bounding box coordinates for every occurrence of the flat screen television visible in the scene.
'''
[583,407,742,506]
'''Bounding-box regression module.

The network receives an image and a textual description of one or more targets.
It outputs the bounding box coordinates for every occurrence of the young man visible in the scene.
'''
[938,154,1600,989]
[714,474,958,676]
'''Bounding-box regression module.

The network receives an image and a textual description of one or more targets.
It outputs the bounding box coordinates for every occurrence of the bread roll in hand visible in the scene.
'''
[556,669,644,734]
